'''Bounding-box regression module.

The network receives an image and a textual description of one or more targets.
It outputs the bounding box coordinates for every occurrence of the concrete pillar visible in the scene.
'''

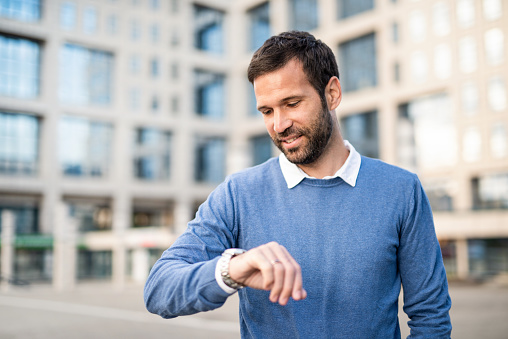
[174,199,193,235]
[1,210,15,292]
[456,238,470,280]
[132,248,150,284]
[112,195,130,290]
[53,202,77,291]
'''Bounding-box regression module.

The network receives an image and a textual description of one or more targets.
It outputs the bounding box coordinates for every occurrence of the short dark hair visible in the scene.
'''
[247,31,339,99]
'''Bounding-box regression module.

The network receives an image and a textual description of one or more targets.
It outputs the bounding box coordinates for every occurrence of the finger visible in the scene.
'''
[279,246,305,302]
[271,245,297,305]
[259,246,285,303]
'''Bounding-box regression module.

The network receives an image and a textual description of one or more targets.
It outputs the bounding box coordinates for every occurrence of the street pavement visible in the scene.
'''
[0,281,507,338]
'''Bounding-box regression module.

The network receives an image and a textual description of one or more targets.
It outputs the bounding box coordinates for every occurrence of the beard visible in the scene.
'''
[272,100,333,165]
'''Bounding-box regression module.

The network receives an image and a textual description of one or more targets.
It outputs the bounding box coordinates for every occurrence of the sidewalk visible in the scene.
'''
[1,281,507,338]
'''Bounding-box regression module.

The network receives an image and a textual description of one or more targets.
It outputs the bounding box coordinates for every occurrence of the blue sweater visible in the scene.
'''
[144,156,452,338]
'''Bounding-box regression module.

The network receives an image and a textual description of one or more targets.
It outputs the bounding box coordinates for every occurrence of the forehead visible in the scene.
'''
[253,59,314,105]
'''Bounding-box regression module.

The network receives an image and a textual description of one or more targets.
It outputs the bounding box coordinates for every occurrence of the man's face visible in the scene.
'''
[253,59,333,165]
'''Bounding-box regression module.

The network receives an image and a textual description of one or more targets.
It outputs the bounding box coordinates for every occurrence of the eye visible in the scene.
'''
[287,101,300,108]
[260,109,272,115]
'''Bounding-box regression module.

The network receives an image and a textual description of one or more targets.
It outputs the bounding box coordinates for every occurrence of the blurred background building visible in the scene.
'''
[0,0,506,290]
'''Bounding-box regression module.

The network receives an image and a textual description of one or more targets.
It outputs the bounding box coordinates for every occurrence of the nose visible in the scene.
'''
[273,110,292,134]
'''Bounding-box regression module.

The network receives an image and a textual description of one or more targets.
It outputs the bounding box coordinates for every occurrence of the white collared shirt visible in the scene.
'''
[278,140,362,188]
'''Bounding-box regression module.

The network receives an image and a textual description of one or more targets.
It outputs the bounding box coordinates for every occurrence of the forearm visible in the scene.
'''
[144,255,231,318]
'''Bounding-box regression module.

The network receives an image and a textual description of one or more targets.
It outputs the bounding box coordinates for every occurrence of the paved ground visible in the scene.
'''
[1,281,507,338]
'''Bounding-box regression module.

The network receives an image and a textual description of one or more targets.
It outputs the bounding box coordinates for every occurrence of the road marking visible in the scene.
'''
[0,295,239,333]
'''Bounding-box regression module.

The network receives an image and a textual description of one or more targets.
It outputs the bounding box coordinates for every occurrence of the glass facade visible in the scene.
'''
[0,34,39,99]
[250,134,273,166]
[340,111,379,158]
[248,2,270,52]
[290,0,318,31]
[397,94,457,172]
[195,137,226,183]
[77,250,112,280]
[60,2,76,30]
[0,204,39,234]
[472,173,508,210]
[339,33,377,92]
[58,116,113,177]
[133,128,171,180]
[0,0,40,22]
[194,70,225,119]
[194,5,224,54]
[338,0,374,19]
[68,200,112,232]
[132,201,174,229]
[0,112,39,176]
[82,6,97,34]
[59,44,113,105]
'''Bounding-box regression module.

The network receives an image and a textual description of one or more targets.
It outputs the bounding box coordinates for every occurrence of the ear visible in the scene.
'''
[325,76,342,111]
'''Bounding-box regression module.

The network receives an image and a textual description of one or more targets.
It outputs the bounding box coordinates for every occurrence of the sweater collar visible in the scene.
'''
[279,140,361,189]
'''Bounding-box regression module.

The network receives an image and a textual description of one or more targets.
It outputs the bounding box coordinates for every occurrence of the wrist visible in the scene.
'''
[218,248,246,290]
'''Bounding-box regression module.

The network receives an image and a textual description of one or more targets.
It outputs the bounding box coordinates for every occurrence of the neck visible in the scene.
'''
[297,128,349,179]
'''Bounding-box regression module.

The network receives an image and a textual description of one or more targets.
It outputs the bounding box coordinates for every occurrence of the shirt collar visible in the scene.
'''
[279,140,362,189]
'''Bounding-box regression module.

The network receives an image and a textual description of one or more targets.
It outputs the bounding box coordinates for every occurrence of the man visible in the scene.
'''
[144,31,452,338]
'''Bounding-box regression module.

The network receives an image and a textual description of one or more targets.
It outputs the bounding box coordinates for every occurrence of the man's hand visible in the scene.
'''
[228,242,307,306]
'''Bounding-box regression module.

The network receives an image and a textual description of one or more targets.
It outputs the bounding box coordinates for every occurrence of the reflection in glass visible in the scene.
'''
[339,33,377,92]
[0,112,39,176]
[0,0,40,22]
[341,111,379,158]
[58,116,113,177]
[338,0,374,19]
[290,0,318,31]
[133,128,171,180]
[195,137,226,183]
[0,35,40,99]
[194,70,225,119]
[248,2,270,51]
[250,134,273,166]
[194,5,224,54]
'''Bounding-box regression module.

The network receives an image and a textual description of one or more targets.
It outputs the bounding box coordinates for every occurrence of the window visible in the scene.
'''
[0,35,40,99]
[0,204,39,235]
[150,0,160,10]
[130,88,141,112]
[67,199,112,232]
[150,58,160,78]
[391,22,399,44]
[0,0,40,22]
[194,5,224,54]
[132,200,174,229]
[461,81,479,115]
[472,173,508,209]
[194,70,225,119]
[393,62,400,83]
[432,2,450,36]
[408,10,426,42]
[248,2,270,52]
[422,180,454,211]
[397,94,457,171]
[60,2,76,30]
[457,0,475,28]
[338,0,374,19]
[130,20,141,41]
[462,126,482,163]
[78,250,112,280]
[195,137,226,183]
[59,44,113,105]
[170,62,179,79]
[83,6,97,34]
[339,33,377,92]
[483,0,502,21]
[133,128,171,180]
[250,134,273,166]
[488,76,507,112]
[0,112,39,176]
[151,96,159,112]
[433,44,451,80]
[150,24,160,44]
[410,50,428,83]
[340,111,379,158]
[484,28,504,66]
[129,55,141,74]
[490,123,507,158]
[458,36,477,73]
[290,0,318,31]
[107,14,118,35]
[58,116,113,177]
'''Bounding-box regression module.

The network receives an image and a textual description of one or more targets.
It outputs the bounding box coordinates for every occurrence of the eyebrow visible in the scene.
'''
[257,95,303,112]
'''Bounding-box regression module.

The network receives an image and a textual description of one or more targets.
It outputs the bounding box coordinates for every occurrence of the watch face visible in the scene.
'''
[224,248,246,256]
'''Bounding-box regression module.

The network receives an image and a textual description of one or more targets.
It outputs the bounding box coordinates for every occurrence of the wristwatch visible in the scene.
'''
[218,248,246,290]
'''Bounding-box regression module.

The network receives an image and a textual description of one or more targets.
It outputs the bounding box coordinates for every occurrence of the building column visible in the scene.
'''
[112,196,130,290]
[1,210,15,292]
[456,238,470,280]
[174,199,193,235]
[132,248,150,284]
[53,202,77,290]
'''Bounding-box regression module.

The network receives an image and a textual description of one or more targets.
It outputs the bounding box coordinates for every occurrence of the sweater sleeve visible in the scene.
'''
[144,178,238,318]
[398,175,452,338]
